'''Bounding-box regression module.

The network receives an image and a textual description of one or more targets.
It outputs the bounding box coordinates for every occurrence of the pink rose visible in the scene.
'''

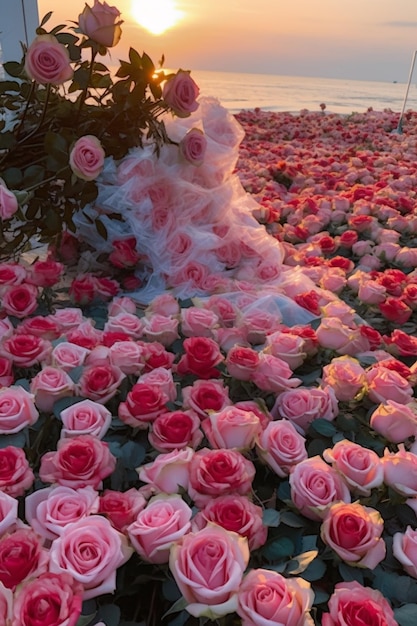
[316,318,369,356]
[51,307,85,332]
[202,406,262,451]
[265,331,307,370]
[188,448,256,508]
[1,333,51,368]
[0,528,49,590]
[0,447,34,497]
[104,312,144,338]
[225,345,260,381]
[145,293,180,317]
[256,419,308,477]
[180,306,219,338]
[162,70,200,118]
[176,336,224,379]
[69,135,105,181]
[108,296,137,316]
[366,366,413,404]
[98,488,146,533]
[30,367,75,413]
[39,435,116,489]
[0,492,18,537]
[321,356,367,402]
[237,568,314,626]
[149,410,203,452]
[127,494,192,564]
[323,440,384,496]
[78,0,123,47]
[0,357,13,387]
[181,378,231,418]
[49,516,133,600]
[393,526,417,579]
[108,340,145,375]
[370,400,417,443]
[139,367,177,402]
[17,315,61,340]
[108,237,140,269]
[12,572,83,626]
[66,321,103,350]
[289,456,351,521]
[252,353,301,393]
[25,485,100,541]
[77,363,125,404]
[320,501,386,568]
[382,447,417,497]
[0,181,18,220]
[179,128,207,166]
[0,581,12,624]
[59,399,112,439]
[24,34,73,84]
[0,262,26,287]
[192,494,267,551]
[1,283,38,319]
[0,386,39,434]
[272,386,338,433]
[140,340,175,371]
[322,581,398,626]
[119,381,169,428]
[142,314,179,346]
[138,447,194,494]
[51,342,90,372]
[169,525,249,618]
[27,259,64,288]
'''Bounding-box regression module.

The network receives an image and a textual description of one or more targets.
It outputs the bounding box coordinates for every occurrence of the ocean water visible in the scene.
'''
[189,69,416,115]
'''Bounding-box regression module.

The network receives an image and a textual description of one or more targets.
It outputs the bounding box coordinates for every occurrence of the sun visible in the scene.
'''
[131,0,184,35]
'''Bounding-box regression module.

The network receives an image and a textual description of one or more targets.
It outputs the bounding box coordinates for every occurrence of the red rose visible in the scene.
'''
[176,337,224,379]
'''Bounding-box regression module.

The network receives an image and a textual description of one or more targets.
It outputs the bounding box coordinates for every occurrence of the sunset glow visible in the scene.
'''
[130,0,184,35]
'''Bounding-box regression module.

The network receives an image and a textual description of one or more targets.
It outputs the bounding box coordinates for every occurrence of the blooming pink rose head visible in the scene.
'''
[370,400,417,443]
[272,385,338,433]
[202,406,262,451]
[1,283,39,319]
[99,488,146,532]
[0,446,34,497]
[48,516,133,600]
[382,446,417,497]
[0,181,18,220]
[322,581,398,626]
[162,70,200,118]
[25,34,73,84]
[252,353,301,394]
[366,365,413,405]
[256,419,308,477]
[169,524,249,619]
[237,568,314,626]
[393,526,417,580]
[30,367,75,413]
[323,439,384,496]
[59,398,112,439]
[69,135,105,181]
[0,527,49,590]
[321,356,367,402]
[0,385,39,434]
[149,410,203,452]
[138,447,194,494]
[179,128,207,166]
[78,0,123,47]
[78,363,125,404]
[181,378,232,418]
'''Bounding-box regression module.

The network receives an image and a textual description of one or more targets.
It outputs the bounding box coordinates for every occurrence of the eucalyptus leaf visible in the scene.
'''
[262,508,281,527]
[394,604,417,626]
[96,604,121,626]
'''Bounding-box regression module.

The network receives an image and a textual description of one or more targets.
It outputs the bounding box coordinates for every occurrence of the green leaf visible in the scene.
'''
[3,62,23,78]
[263,508,281,527]
[394,604,417,626]
[53,396,84,419]
[302,557,327,582]
[129,47,143,68]
[75,615,96,626]
[23,165,45,187]
[310,418,338,437]
[262,536,294,561]
[95,219,108,240]
[120,440,146,469]
[280,511,306,528]
[40,11,53,27]
[338,562,364,585]
[162,596,188,619]
[0,431,27,449]
[96,604,121,626]
[162,579,182,602]
[0,80,20,94]
[286,550,318,575]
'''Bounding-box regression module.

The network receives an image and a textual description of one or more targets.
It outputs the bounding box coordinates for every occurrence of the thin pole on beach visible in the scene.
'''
[395,50,417,134]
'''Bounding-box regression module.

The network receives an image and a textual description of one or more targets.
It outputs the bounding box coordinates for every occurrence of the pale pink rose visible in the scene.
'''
[30,367,75,413]
[149,410,203,452]
[179,128,207,166]
[169,525,249,619]
[0,263,27,287]
[25,485,100,541]
[204,295,238,326]
[140,340,175,371]
[104,312,144,338]
[382,446,417,497]
[252,353,301,393]
[98,488,146,533]
[12,572,82,626]
[202,406,262,451]
[24,34,73,84]
[51,342,90,372]
[0,527,49,590]
[322,581,398,626]
[272,386,338,433]
[320,502,386,569]
[323,440,383,496]
[49,516,133,600]
[145,293,180,317]
[27,259,64,288]
[84,345,110,367]
[0,182,18,220]
[66,321,103,350]
[188,448,256,508]
[78,0,123,47]
[139,367,177,402]
[240,310,281,345]
[59,399,112,439]
[69,135,105,181]
[393,526,417,579]
[181,307,219,338]
[0,581,12,624]
[321,356,367,402]
[319,267,346,294]
[108,341,145,375]
[237,568,314,626]
[127,494,192,564]
[320,301,356,326]
[77,363,126,404]
[289,456,351,521]
[1,283,38,319]
[316,318,369,356]
[142,314,180,346]
[264,331,307,370]
[367,366,414,405]
[138,447,194,494]
[358,280,387,304]
[225,345,260,381]
[0,492,18,537]
[51,307,85,332]
[162,70,200,118]
[192,495,267,551]
[370,400,417,443]
[0,317,14,341]
[257,419,308,477]
[39,435,116,489]
[0,447,34,497]
[181,379,232,418]
[395,246,417,268]
[108,296,137,316]
[215,327,249,352]
[0,386,38,434]
[0,356,13,387]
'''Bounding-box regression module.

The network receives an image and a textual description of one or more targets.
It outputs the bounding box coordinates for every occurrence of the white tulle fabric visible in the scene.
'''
[73,97,316,324]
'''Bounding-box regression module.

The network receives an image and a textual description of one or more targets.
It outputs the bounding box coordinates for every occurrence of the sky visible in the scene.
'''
[30,0,417,83]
